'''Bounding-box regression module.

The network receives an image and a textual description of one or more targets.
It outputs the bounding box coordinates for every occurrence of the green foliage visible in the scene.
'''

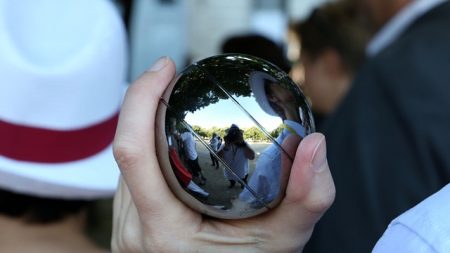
[187,125,276,142]
[205,126,227,139]
[192,125,207,138]
[168,61,252,122]
[166,54,276,123]
[243,126,269,141]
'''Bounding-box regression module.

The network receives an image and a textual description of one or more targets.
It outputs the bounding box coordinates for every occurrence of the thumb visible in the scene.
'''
[276,133,335,230]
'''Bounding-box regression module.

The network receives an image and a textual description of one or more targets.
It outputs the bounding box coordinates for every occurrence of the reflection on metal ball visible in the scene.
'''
[156,54,315,219]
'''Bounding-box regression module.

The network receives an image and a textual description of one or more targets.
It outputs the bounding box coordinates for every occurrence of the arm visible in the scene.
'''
[236,135,255,160]
[112,57,335,253]
[217,142,225,158]
[242,142,256,160]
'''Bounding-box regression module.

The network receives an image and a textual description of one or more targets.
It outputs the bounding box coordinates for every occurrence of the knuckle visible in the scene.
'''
[113,142,144,172]
[308,182,336,214]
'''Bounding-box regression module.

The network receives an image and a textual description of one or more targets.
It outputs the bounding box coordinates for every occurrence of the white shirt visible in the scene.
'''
[210,136,219,151]
[367,0,447,57]
[219,143,249,180]
[180,132,198,160]
[239,128,288,206]
[372,184,450,253]
[239,120,304,207]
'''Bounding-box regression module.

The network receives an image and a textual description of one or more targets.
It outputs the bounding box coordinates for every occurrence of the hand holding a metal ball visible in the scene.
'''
[112,56,335,253]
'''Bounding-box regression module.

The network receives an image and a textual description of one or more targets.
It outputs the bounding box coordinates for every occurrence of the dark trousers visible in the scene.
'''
[186,158,201,177]
[210,152,219,167]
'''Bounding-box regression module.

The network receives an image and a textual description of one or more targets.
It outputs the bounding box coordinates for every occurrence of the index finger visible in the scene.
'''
[113,57,178,210]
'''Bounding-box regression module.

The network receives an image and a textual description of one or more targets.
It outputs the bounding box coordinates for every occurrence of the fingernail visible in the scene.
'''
[148,57,168,72]
[311,136,326,172]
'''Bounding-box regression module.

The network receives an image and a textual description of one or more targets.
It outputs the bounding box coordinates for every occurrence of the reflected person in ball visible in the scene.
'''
[240,71,306,209]
[217,124,255,189]
[156,54,315,219]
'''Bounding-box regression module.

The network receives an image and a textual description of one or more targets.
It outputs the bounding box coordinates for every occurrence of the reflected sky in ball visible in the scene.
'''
[185,95,281,131]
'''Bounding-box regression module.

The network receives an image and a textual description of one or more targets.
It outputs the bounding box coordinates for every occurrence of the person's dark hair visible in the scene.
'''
[221,34,291,73]
[0,189,91,224]
[225,125,243,143]
[295,1,371,72]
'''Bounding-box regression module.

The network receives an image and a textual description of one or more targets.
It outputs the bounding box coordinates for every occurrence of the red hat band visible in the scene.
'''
[0,112,119,163]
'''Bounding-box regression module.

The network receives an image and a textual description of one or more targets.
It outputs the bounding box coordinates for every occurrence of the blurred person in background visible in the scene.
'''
[0,0,127,252]
[221,33,291,74]
[291,0,371,129]
[304,0,450,252]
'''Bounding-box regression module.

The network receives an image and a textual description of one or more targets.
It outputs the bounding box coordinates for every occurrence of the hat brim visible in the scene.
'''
[0,144,119,200]
[0,83,128,200]
[249,71,278,116]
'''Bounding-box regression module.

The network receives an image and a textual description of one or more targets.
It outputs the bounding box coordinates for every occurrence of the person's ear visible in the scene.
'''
[266,86,278,103]
[268,94,278,103]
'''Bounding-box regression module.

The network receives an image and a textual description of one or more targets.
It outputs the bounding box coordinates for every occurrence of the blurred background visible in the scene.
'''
[112,0,330,80]
[3,0,448,252]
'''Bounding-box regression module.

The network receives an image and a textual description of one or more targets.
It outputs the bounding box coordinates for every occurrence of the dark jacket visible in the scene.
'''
[305,2,450,252]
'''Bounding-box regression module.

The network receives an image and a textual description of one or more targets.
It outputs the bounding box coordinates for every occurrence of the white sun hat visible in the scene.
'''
[249,71,278,116]
[0,0,127,199]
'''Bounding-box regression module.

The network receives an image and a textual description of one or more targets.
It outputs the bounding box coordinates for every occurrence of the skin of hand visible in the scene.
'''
[111,57,336,253]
